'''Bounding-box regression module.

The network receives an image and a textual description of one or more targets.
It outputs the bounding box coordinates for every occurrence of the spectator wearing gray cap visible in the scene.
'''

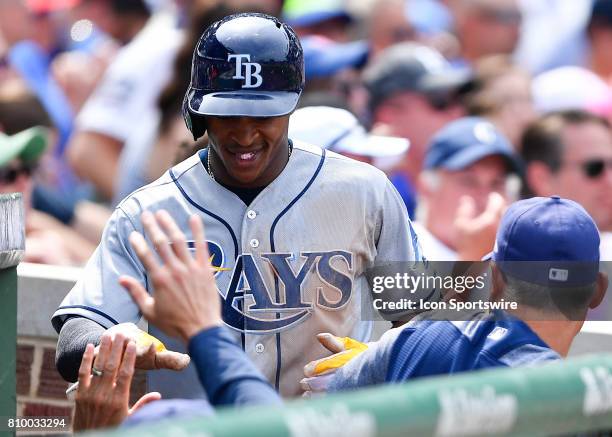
[362,42,469,216]
[415,116,521,261]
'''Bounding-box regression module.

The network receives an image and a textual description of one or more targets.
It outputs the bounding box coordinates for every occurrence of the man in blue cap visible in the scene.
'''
[302,196,608,393]
[414,116,521,261]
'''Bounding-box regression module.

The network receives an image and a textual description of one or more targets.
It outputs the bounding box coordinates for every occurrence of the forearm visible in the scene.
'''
[188,326,282,407]
[67,132,122,200]
[328,327,405,392]
[56,317,105,382]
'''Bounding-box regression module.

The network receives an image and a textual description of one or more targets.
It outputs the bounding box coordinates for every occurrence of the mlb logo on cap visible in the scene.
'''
[549,268,569,282]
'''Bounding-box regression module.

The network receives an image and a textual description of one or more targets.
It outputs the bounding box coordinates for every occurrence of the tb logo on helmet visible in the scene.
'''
[228,54,263,88]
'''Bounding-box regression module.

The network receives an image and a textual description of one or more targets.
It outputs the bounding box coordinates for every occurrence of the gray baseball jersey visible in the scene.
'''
[52,141,421,397]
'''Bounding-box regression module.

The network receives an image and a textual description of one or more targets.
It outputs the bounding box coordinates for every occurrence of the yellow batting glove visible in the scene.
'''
[304,334,368,377]
[136,330,167,353]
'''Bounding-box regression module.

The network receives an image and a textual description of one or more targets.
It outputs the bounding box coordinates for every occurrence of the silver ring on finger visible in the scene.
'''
[91,366,103,377]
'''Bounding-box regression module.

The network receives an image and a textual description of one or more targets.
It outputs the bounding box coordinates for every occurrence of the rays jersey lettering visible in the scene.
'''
[209,249,353,333]
[228,54,263,88]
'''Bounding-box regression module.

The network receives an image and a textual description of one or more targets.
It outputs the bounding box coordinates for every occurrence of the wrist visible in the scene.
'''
[179,318,223,343]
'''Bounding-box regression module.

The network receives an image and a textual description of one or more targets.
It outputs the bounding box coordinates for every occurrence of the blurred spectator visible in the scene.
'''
[0,77,110,246]
[405,0,453,36]
[462,55,535,148]
[0,77,69,217]
[532,66,612,122]
[514,0,590,74]
[362,43,468,213]
[283,0,353,42]
[448,0,522,66]
[51,50,109,114]
[0,0,106,202]
[302,36,368,81]
[0,1,31,48]
[288,106,409,170]
[521,110,612,236]
[0,127,95,265]
[67,0,183,203]
[299,36,369,117]
[364,43,468,176]
[587,0,612,83]
[416,117,520,260]
[368,0,418,59]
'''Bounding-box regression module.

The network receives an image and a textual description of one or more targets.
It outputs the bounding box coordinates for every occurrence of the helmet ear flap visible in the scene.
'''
[182,94,207,140]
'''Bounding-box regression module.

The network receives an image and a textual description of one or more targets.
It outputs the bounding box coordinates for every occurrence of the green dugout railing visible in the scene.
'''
[0,194,24,427]
[88,352,612,436]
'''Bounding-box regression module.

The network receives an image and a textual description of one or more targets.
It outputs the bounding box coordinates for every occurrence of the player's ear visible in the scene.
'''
[589,271,608,309]
[190,113,208,141]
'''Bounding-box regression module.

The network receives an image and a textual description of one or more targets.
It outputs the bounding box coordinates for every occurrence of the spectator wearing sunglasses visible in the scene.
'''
[521,110,612,238]
[0,126,95,265]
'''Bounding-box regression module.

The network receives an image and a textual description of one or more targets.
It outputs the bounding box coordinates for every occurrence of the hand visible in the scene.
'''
[120,210,222,343]
[454,193,506,261]
[101,323,190,371]
[72,334,161,431]
[300,333,368,396]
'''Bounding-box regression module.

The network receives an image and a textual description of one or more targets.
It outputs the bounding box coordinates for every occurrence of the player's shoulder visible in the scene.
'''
[292,140,390,188]
[115,153,202,219]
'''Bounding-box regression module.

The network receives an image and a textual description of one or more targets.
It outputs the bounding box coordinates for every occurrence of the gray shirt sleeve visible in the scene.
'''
[55,317,105,382]
[374,179,422,263]
[327,326,405,392]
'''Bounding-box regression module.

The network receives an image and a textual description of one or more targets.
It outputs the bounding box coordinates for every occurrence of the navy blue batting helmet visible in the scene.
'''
[183,13,304,140]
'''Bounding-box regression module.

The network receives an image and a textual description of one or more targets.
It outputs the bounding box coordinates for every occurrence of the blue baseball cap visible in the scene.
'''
[302,36,368,79]
[487,196,600,287]
[424,117,521,173]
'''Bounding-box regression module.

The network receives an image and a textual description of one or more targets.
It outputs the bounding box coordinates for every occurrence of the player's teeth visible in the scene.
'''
[240,153,255,160]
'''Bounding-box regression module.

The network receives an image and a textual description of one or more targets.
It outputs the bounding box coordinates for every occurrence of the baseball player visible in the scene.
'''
[53,13,420,398]
[300,196,608,395]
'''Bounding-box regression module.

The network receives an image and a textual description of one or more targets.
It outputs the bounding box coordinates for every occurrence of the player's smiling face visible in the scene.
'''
[205,115,291,188]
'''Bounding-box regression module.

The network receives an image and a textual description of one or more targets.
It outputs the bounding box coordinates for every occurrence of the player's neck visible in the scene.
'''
[521,317,582,358]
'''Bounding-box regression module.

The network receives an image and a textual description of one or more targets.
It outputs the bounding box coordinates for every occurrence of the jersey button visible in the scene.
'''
[255,343,265,353]
[247,210,257,219]
[250,239,259,248]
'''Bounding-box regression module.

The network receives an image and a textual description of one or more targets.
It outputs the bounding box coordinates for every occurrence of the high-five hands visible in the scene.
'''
[100,322,190,371]
[120,210,223,343]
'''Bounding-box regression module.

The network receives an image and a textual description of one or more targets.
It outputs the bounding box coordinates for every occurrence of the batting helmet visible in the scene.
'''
[183,13,304,140]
